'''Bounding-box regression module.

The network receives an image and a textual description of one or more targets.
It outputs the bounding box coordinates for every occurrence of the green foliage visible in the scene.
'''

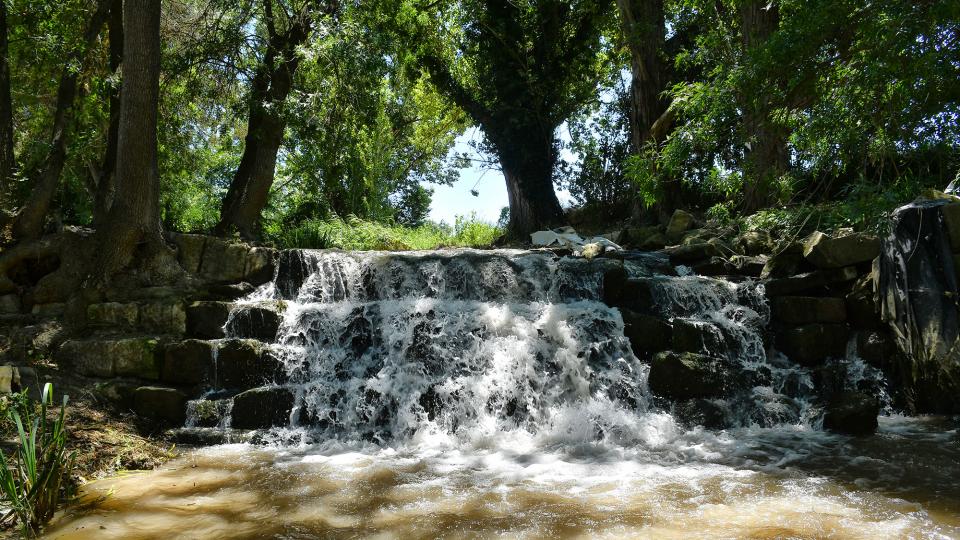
[0,384,76,535]
[266,214,502,251]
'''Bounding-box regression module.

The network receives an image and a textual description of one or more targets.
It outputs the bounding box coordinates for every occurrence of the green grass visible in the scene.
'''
[267,214,503,251]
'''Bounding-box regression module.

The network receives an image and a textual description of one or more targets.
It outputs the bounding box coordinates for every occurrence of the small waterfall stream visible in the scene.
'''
[46,249,960,539]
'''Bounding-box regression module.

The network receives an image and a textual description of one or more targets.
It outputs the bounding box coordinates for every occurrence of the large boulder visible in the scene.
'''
[856,331,897,368]
[940,202,960,251]
[185,301,232,339]
[602,268,656,312]
[666,243,722,265]
[760,243,804,279]
[734,230,771,256]
[771,296,846,324]
[0,294,20,314]
[665,210,696,238]
[776,324,849,366]
[621,309,672,355]
[215,339,286,389]
[231,387,294,429]
[671,319,725,354]
[803,231,880,269]
[648,351,729,400]
[162,339,214,386]
[133,386,187,425]
[822,391,879,435]
[225,303,283,341]
[619,226,667,251]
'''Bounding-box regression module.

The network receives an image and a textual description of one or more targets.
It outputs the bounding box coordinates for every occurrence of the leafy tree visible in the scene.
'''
[391,0,614,238]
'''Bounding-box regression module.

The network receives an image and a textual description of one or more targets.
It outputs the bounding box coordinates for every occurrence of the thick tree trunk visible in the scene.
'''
[740,1,789,213]
[617,0,668,152]
[93,0,162,280]
[0,1,14,207]
[11,1,110,241]
[492,128,566,239]
[216,7,312,239]
[93,0,123,226]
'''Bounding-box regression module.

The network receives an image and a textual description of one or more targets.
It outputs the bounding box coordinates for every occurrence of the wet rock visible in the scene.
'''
[216,340,285,389]
[275,250,314,298]
[621,309,672,355]
[602,268,655,312]
[776,324,849,366]
[676,398,728,429]
[245,247,277,286]
[666,209,696,238]
[133,386,188,425]
[648,351,729,400]
[764,267,859,297]
[57,337,160,379]
[671,319,724,354]
[167,427,254,446]
[771,296,847,324]
[186,301,232,339]
[186,399,232,427]
[162,339,214,386]
[734,230,771,256]
[225,304,282,341]
[803,231,880,269]
[231,387,294,429]
[87,302,138,327]
[856,331,897,368]
[0,294,21,314]
[822,391,879,435]
[666,243,722,265]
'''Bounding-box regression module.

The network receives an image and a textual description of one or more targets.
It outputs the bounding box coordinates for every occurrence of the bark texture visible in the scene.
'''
[0,1,13,207]
[617,0,669,152]
[215,3,314,239]
[93,0,163,280]
[11,1,110,241]
[740,0,789,212]
[93,0,124,225]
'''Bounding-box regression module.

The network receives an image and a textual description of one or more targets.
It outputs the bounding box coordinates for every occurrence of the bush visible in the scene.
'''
[266,214,503,251]
[0,384,76,534]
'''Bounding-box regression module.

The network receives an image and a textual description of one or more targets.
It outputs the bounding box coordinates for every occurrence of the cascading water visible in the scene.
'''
[47,249,960,539]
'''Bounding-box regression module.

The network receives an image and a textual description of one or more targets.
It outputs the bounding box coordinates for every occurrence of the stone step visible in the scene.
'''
[166,427,254,446]
[87,301,186,335]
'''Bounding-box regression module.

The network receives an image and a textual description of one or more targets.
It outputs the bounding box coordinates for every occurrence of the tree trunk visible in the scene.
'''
[11,1,110,241]
[0,1,14,207]
[215,7,312,239]
[93,0,162,280]
[93,0,123,226]
[740,0,789,213]
[617,0,668,152]
[492,128,566,239]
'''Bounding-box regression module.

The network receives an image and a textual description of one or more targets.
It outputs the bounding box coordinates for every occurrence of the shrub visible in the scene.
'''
[0,384,76,534]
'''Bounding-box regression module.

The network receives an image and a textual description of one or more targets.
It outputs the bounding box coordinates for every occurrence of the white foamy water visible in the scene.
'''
[44,249,960,538]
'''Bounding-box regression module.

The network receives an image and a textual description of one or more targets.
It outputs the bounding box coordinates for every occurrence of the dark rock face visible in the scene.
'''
[186,301,232,339]
[666,243,722,265]
[803,232,880,269]
[761,244,804,279]
[771,296,847,324]
[133,386,188,425]
[225,304,282,341]
[216,340,286,390]
[162,339,213,386]
[880,199,960,413]
[602,268,655,312]
[671,319,725,355]
[765,267,859,297]
[675,398,728,429]
[776,324,849,366]
[648,351,729,400]
[231,387,295,429]
[822,391,879,435]
[856,331,897,368]
[621,310,672,355]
